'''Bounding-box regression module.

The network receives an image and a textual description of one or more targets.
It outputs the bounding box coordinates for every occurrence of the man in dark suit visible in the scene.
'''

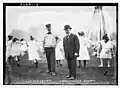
[63,25,80,80]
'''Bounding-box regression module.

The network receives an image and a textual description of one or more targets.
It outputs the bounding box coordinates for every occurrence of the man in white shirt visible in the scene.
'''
[43,24,59,76]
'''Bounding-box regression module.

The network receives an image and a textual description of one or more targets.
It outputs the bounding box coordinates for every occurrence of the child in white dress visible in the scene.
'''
[11,38,21,67]
[96,34,114,67]
[28,36,41,68]
[20,38,28,56]
[77,32,94,67]
[55,39,65,67]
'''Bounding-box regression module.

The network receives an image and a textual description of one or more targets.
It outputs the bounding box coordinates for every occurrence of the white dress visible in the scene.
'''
[28,40,41,60]
[55,40,65,60]
[20,41,28,51]
[77,37,93,60]
[100,40,114,59]
[20,41,28,56]
[11,41,21,57]
[6,40,12,62]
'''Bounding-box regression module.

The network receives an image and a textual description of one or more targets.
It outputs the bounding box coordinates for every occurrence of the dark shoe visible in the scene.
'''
[51,72,56,76]
[66,75,71,78]
[68,77,75,80]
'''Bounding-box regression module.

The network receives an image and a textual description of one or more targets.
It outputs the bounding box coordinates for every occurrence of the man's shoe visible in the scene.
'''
[99,65,103,67]
[68,77,75,80]
[51,72,56,76]
[66,75,71,78]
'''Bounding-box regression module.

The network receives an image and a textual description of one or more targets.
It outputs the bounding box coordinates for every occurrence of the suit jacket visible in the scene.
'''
[63,33,80,59]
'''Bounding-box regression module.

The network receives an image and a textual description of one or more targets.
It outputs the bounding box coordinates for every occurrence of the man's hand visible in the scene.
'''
[74,53,79,57]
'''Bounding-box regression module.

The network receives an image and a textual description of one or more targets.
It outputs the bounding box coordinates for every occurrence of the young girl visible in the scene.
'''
[20,38,28,56]
[11,38,21,67]
[97,34,114,67]
[77,32,94,67]
[28,36,41,68]
[55,39,65,67]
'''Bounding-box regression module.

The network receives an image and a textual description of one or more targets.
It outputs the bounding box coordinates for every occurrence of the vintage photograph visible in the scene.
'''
[3,3,118,85]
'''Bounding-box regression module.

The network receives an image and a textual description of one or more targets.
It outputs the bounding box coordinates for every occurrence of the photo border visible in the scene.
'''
[3,3,118,85]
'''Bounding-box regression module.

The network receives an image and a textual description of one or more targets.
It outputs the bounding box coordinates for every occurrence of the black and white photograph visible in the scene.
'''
[3,3,118,85]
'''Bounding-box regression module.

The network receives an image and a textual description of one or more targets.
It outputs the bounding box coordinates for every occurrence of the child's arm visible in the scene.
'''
[92,41,102,57]
[87,38,94,45]
[92,42,100,50]
[111,48,114,58]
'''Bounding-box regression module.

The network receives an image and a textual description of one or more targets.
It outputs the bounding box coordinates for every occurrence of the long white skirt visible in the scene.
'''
[55,41,65,60]
[11,43,21,57]
[77,44,90,60]
[28,41,41,60]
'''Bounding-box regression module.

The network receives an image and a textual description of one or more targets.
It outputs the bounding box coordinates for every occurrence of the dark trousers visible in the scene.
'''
[45,47,56,72]
[67,57,77,77]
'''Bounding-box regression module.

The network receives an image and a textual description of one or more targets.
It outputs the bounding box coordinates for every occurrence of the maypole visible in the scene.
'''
[87,6,107,42]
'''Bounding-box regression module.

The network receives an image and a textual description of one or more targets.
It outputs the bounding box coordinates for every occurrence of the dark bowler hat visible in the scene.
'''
[63,25,72,30]
[46,24,51,28]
